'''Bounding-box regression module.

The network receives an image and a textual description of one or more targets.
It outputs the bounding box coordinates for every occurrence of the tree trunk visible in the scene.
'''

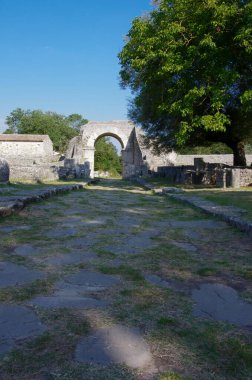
[232,141,247,166]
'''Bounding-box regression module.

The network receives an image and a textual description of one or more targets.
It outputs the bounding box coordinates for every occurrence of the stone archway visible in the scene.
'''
[65,120,170,179]
[81,120,146,178]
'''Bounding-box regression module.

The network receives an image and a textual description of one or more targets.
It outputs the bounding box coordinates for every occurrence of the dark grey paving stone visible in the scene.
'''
[192,283,252,326]
[63,209,83,216]
[0,225,31,233]
[144,274,171,289]
[0,262,45,288]
[66,237,98,250]
[170,220,225,229]
[0,187,17,194]
[13,244,42,257]
[104,234,157,256]
[28,296,108,309]
[45,228,78,238]
[170,241,197,252]
[39,251,97,266]
[0,304,46,356]
[35,203,61,210]
[60,270,121,291]
[75,325,155,371]
[183,230,203,240]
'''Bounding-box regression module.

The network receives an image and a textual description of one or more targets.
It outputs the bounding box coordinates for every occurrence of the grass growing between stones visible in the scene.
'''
[0,277,57,302]
[0,310,91,379]
[98,264,145,283]
[186,188,252,221]
[0,179,252,379]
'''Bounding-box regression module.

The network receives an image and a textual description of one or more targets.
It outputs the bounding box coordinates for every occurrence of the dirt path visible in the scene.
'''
[0,179,251,380]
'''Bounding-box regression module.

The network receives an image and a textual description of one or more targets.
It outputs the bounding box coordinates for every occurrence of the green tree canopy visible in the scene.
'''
[119,0,252,166]
[65,114,88,132]
[94,137,122,176]
[4,109,88,153]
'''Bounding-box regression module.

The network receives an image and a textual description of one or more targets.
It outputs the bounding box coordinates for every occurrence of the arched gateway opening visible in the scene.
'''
[82,121,146,178]
[94,134,123,178]
[65,120,152,179]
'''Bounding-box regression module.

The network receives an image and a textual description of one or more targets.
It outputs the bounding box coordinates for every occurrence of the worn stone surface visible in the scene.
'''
[144,274,171,289]
[0,158,10,183]
[170,241,197,252]
[29,296,108,309]
[28,271,119,309]
[0,304,46,356]
[0,184,85,218]
[0,179,251,379]
[38,251,97,266]
[0,262,45,287]
[167,193,252,237]
[192,283,252,326]
[13,244,42,257]
[169,219,225,229]
[58,270,121,291]
[75,325,155,371]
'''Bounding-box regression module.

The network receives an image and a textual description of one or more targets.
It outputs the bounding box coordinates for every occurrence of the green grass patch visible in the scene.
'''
[158,372,189,380]
[0,277,56,302]
[186,188,252,221]
[98,264,145,282]
[196,267,218,276]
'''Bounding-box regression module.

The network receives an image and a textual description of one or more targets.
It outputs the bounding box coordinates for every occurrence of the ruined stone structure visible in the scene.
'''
[65,120,168,178]
[0,134,53,162]
[158,156,252,188]
[0,134,58,181]
[0,158,10,182]
[1,124,252,186]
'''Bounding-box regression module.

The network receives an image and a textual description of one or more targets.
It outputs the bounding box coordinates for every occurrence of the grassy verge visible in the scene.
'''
[185,188,252,221]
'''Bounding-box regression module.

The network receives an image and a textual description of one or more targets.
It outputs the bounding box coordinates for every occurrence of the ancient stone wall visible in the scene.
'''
[9,165,59,182]
[0,134,53,163]
[159,163,252,188]
[0,134,59,182]
[0,158,10,182]
[173,154,252,166]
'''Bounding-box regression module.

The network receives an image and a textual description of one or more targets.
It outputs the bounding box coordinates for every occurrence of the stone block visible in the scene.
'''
[0,158,10,182]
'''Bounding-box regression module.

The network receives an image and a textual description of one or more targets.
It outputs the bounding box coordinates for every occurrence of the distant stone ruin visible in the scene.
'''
[0,134,58,181]
[158,157,252,188]
[64,120,169,179]
[1,122,252,187]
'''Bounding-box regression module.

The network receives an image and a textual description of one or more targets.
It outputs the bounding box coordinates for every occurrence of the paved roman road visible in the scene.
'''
[0,180,251,380]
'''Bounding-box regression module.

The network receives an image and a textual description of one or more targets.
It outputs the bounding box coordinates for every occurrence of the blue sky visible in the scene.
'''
[0,0,154,132]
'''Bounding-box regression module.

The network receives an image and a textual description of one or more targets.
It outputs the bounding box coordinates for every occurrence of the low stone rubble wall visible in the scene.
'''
[0,184,85,217]
[10,165,60,182]
[157,159,252,188]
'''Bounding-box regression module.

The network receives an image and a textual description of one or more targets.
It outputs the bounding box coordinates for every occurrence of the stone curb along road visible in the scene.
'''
[135,178,252,238]
[0,183,88,218]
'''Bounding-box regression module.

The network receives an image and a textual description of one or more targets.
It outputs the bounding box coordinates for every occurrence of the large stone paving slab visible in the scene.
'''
[169,220,226,229]
[13,244,42,257]
[0,304,46,356]
[45,227,79,238]
[75,325,155,372]
[192,283,252,327]
[38,251,97,267]
[58,270,121,291]
[28,270,120,309]
[0,262,45,288]
[103,232,159,256]
[0,224,31,233]
[144,274,171,289]
[170,240,197,252]
[66,236,98,250]
[28,295,108,309]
